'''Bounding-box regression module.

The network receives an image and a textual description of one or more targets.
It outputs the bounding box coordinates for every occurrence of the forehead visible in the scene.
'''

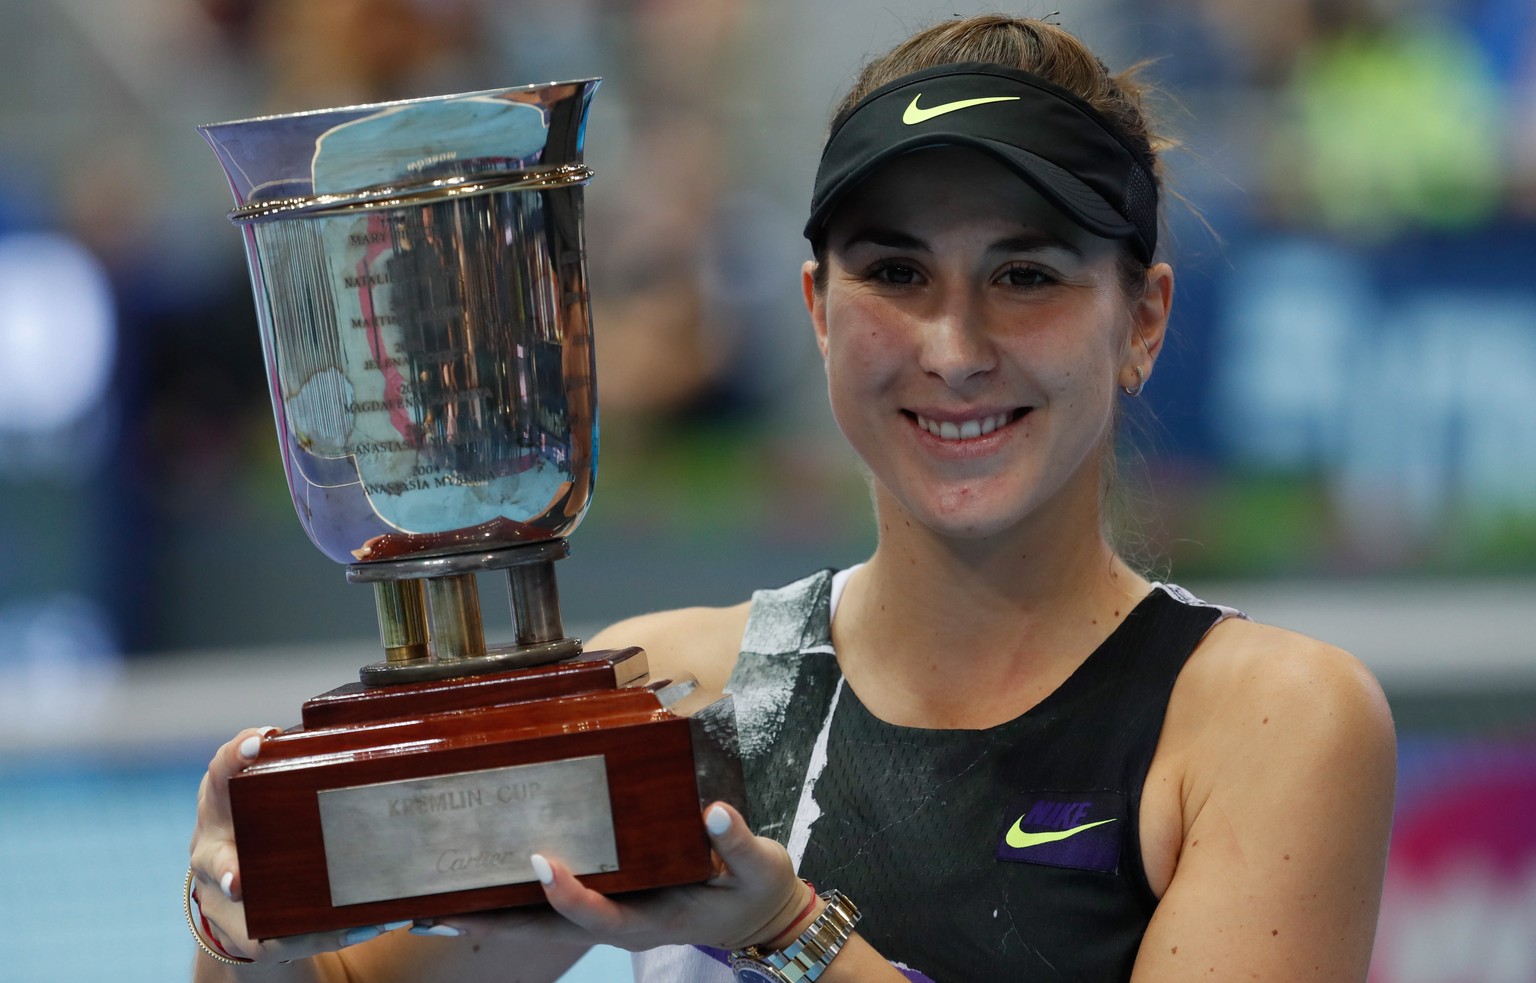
[823,146,1114,255]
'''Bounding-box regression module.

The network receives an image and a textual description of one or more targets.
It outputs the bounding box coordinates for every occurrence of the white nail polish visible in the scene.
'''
[238,736,262,759]
[530,853,554,885]
[410,923,462,937]
[219,871,235,899]
[705,805,731,836]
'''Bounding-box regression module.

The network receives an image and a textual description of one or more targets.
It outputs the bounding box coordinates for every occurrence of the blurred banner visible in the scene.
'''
[1151,222,1536,577]
[1372,740,1536,982]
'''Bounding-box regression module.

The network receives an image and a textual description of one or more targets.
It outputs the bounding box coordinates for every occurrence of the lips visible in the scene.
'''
[910,408,1027,441]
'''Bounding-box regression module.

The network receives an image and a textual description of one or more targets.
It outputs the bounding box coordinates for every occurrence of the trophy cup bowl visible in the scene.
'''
[199,81,744,941]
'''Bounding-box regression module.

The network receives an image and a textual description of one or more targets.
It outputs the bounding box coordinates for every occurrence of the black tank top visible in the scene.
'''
[724,570,1234,982]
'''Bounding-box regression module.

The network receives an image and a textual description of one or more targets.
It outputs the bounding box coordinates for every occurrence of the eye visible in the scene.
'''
[868,261,922,285]
[997,263,1055,288]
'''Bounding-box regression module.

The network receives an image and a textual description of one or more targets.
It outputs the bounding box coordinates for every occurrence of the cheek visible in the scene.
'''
[823,300,904,389]
[822,344,880,438]
[1023,316,1126,434]
[1064,302,1131,388]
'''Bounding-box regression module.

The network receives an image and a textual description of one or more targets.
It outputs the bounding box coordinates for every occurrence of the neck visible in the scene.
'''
[863,508,1142,643]
[834,478,1151,726]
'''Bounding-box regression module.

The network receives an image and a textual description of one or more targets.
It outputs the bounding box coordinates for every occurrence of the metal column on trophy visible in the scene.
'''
[199,81,744,941]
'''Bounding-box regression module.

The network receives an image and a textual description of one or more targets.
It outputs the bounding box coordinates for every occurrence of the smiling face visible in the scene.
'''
[804,146,1170,545]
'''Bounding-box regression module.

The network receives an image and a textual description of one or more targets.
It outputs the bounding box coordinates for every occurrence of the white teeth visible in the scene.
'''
[915,412,1012,441]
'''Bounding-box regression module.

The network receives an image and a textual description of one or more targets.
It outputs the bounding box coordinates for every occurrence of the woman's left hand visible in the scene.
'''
[438,801,813,953]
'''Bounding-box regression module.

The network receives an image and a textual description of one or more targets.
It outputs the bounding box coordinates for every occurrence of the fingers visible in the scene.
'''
[530,802,806,953]
[421,905,569,941]
[203,727,280,820]
[193,843,242,903]
[531,853,636,944]
[186,727,427,964]
[229,726,282,773]
[190,726,279,904]
[193,872,416,966]
[699,802,810,949]
[236,921,415,963]
[701,801,793,888]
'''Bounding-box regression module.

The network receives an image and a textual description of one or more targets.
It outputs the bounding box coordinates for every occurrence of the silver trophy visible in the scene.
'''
[201,82,599,681]
[200,82,742,940]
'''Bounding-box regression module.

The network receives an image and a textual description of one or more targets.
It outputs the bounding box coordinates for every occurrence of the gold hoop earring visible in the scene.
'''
[1121,365,1145,397]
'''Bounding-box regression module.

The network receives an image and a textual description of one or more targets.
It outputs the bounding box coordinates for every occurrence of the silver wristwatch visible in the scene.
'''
[729,890,862,983]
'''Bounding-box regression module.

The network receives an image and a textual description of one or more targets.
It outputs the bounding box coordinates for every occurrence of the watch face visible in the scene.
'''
[730,962,781,983]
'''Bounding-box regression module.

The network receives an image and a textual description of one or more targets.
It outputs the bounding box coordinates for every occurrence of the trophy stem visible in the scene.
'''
[351,541,582,686]
[509,561,565,646]
[423,574,488,662]
[372,581,428,663]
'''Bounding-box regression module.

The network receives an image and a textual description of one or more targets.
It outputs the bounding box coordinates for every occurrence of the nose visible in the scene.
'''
[918,286,996,389]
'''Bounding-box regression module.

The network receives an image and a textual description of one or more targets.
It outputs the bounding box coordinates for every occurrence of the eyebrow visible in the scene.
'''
[990,232,1083,259]
[838,227,925,252]
[837,227,1083,259]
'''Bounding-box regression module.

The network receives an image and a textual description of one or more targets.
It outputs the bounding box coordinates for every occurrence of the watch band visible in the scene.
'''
[730,890,862,982]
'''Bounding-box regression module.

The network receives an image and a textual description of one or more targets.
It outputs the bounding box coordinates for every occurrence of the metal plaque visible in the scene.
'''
[317,755,618,906]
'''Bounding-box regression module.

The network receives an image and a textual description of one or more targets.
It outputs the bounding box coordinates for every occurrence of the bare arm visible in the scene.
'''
[584,602,750,694]
[1131,623,1397,982]
[190,932,587,983]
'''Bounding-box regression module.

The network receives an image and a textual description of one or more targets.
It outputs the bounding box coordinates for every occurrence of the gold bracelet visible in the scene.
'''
[184,867,256,966]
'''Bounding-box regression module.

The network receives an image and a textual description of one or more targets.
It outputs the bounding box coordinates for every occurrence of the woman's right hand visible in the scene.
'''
[188,726,414,967]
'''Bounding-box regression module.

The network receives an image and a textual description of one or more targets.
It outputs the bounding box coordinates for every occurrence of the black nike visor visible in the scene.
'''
[804,62,1159,264]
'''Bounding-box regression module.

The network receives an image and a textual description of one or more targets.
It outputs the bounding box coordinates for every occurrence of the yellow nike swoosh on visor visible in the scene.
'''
[902,94,1021,125]
[1005,817,1116,849]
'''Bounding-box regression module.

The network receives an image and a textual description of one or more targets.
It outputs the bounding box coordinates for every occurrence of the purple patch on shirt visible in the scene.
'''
[995,789,1125,873]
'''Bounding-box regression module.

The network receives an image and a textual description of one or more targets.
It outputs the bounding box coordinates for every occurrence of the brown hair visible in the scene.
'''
[810,14,1173,297]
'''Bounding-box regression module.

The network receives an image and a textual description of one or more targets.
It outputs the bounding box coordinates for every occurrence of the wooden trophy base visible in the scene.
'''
[229,647,741,940]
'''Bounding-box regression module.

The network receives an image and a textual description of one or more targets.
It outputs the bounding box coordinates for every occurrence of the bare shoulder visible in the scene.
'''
[1159,613,1397,839]
[1174,616,1395,745]
[1133,616,1397,980]
[587,601,752,695]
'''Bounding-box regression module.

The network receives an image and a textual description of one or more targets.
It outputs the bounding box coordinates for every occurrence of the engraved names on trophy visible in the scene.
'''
[317,755,619,906]
[252,191,576,541]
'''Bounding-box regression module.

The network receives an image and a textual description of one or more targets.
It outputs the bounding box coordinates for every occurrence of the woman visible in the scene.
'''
[188,14,1396,982]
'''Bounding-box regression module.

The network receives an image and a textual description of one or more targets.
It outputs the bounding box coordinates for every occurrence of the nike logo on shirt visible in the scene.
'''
[1005,817,1117,849]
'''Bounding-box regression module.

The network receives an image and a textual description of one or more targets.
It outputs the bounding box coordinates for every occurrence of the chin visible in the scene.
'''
[886,462,1090,543]
[923,512,1027,542]
[905,488,1036,541]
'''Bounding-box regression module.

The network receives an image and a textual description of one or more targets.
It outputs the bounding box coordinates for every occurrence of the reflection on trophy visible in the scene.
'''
[200,80,744,940]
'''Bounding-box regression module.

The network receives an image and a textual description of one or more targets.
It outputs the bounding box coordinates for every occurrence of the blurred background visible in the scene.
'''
[0,0,1532,980]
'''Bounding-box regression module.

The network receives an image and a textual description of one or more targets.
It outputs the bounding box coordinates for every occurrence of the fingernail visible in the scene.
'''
[343,925,383,946]
[238,736,262,759]
[381,921,411,931]
[705,804,731,836]
[218,871,235,899]
[530,853,554,885]
[410,923,462,937]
